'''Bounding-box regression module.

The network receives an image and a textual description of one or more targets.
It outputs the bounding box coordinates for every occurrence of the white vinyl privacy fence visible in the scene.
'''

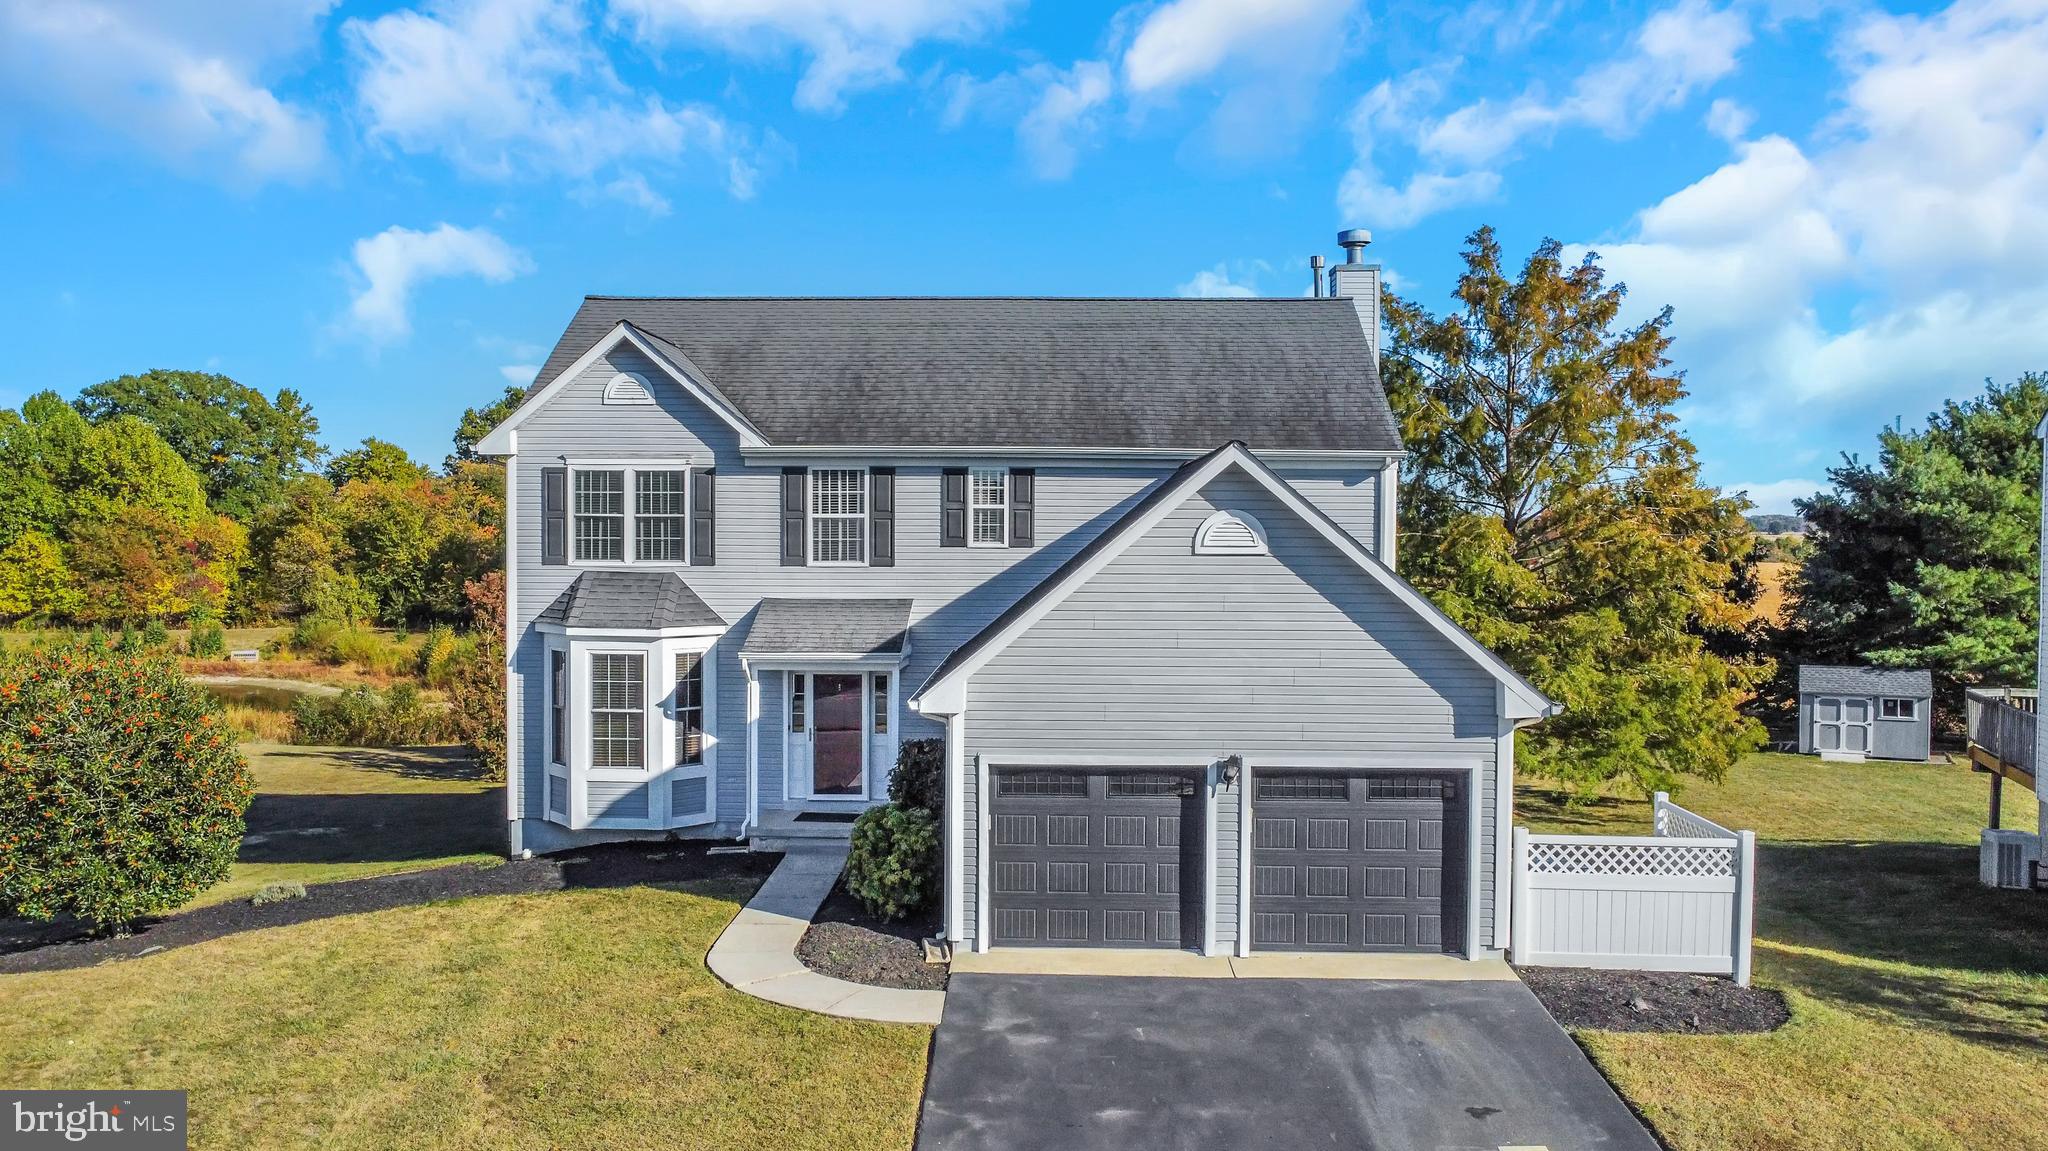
[1511,792,1757,985]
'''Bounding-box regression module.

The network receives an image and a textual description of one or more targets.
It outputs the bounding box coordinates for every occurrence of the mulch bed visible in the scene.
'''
[795,881,947,991]
[1516,965,1790,1034]
[0,841,780,976]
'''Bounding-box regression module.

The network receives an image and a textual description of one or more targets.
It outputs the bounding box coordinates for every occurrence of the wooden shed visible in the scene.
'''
[1798,665,1934,762]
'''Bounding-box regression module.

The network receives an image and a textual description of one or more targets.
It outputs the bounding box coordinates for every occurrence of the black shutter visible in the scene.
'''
[780,468,806,566]
[691,468,715,566]
[542,466,568,565]
[1009,468,1035,547]
[870,468,896,567]
[941,467,968,548]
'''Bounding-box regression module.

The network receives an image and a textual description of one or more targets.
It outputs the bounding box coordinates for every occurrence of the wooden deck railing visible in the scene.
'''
[1965,687,2038,795]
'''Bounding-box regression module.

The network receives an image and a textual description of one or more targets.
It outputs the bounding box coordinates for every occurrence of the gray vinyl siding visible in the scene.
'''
[1796,692,1931,761]
[1274,467,1377,548]
[1212,774,1241,950]
[509,346,1399,837]
[961,468,1500,948]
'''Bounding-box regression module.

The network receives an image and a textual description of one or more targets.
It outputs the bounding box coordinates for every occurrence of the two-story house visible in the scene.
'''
[475,232,1558,962]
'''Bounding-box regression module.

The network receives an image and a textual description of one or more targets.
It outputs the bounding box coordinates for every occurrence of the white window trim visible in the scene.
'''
[567,460,693,567]
[547,631,720,831]
[806,466,870,567]
[1878,697,1919,721]
[968,466,1008,548]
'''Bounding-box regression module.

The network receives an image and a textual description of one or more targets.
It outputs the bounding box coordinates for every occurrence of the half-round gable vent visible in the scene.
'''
[1193,509,1270,555]
[603,372,655,406]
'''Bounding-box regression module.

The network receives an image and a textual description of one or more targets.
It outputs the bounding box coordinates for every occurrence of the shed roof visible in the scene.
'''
[537,571,724,632]
[741,598,913,657]
[1798,665,1933,697]
[527,297,1400,452]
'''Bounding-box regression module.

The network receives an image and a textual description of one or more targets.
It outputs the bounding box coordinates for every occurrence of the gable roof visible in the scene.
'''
[537,571,725,632]
[909,441,1557,721]
[505,296,1400,453]
[1798,665,1933,697]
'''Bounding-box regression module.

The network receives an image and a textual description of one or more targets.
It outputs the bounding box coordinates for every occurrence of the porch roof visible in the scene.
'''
[537,571,725,631]
[741,598,913,658]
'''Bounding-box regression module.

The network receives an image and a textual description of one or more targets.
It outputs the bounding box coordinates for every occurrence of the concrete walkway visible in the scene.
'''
[952,947,1518,981]
[704,843,946,1025]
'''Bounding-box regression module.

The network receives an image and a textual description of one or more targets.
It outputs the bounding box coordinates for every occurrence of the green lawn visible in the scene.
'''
[0,884,929,1150]
[1520,752,2048,1150]
[193,742,503,907]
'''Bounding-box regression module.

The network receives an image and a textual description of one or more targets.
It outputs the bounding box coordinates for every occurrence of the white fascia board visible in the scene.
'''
[910,442,1558,720]
[741,444,1405,467]
[739,651,908,672]
[534,622,729,640]
[474,321,769,456]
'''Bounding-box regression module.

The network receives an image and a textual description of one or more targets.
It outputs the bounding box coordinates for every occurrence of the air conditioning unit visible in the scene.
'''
[1981,830,2042,890]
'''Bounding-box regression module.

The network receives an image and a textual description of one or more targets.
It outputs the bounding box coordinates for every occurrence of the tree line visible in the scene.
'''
[0,371,525,631]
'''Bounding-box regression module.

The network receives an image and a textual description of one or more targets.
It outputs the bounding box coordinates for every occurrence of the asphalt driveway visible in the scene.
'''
[918,973,1662,1151]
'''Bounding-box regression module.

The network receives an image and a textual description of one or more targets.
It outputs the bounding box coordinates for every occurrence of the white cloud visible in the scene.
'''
[1122,0,1357,95]
[500,363,541,384]
[1704,96,1753,142]
[344,223,534,344]
[1728,478,1826,515]
[0,0,330,184]
[346,0,757,201]
[1017,61,1114,180]
[597,171,672,215]
[611,0,1016,113]
[1340,0,1748,227]
[1571,0,2048,446]
[1176,264,1259,298]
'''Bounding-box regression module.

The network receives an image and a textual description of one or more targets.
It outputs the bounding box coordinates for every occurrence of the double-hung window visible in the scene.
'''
[969,467,1007,546]
[549,650,568,766]
[574,470,626,561]
[589,653,646,769]
[810,468,867,564]
[635,469,687,560]
[571,464,689,563]
[675,651,705,765]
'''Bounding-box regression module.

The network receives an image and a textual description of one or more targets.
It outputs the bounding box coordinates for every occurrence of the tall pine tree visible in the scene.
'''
[1384,227,1766,796]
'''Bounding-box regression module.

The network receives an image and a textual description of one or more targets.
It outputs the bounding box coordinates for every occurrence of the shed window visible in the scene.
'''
[969,467,1007,546]
[1880,697,1918,720]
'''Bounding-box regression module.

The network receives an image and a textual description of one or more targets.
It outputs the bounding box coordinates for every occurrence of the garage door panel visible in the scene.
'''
[1251,771,1466,954]
[990,768,1202,949]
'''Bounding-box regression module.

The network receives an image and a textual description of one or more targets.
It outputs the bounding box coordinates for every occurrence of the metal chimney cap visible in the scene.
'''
[1337,228,1373,261]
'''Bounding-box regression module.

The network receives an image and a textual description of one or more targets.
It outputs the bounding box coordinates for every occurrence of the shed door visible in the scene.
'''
[988,770,1203,948]
[1812,696,1871,753]
[1250,772,1466,953]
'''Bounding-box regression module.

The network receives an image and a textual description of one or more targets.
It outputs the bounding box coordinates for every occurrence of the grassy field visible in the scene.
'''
[0,884,930,1150]
[193,743,503,907]
[1520,752,2048,1150]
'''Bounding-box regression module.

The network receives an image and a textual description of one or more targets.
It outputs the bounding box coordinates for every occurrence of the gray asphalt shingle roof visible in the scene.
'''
[537,571,725,631]
[742,598,914,656]
[531,296,1400,451]
[1798,665,1933,697]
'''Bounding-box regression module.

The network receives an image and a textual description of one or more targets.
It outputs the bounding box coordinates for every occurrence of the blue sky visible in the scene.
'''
[3,0,2045,512]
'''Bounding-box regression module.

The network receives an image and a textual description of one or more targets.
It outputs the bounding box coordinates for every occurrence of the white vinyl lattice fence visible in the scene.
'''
[1512,794,1757,985]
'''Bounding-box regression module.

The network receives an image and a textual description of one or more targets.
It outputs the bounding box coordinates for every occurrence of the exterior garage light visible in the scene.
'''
[1219,755,1242,786]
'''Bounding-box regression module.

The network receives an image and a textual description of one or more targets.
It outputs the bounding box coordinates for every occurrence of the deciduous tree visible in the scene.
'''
[75,369,322,519]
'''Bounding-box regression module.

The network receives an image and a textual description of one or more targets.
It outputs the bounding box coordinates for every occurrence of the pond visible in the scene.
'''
[199,683,310,712]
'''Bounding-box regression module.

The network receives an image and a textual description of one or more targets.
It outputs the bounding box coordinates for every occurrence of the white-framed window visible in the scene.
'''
[789,671,807,732]
[1880,697,1918,720]
[969,467,1007,547]
[574,469,626,561]
[570,463,691,565]
[549,649,568,766]
[589,652,646,769]
[675,650,705,765]
[873,671,890,735]
[809,467,868,565]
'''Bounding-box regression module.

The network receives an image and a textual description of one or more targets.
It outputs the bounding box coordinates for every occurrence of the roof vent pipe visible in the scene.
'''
[1338,228,1373,264]
[1309,254,1325,297]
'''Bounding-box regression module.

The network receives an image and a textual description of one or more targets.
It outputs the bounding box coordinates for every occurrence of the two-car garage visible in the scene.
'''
[986,766,1468,955]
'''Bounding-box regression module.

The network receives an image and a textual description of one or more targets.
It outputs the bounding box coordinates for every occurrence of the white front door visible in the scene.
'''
[786,672,871,800]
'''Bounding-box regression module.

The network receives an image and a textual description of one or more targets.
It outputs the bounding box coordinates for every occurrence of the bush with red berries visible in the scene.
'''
[0,643,253,931]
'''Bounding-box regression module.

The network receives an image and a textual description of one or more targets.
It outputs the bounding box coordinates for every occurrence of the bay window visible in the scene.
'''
[589,653,645,769]
[676,650,705,765]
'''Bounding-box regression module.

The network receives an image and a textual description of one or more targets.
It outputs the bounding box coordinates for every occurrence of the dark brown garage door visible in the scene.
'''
[1250,772,1466,953]
[989,769,1203,948]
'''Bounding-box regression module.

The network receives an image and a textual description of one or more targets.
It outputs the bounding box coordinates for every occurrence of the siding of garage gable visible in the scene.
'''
[961,467,1501,950]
